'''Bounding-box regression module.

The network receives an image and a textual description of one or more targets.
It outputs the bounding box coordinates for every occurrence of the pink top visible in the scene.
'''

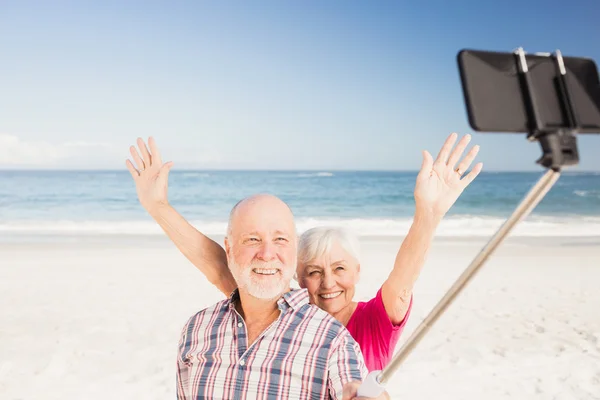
[345,287,413,371]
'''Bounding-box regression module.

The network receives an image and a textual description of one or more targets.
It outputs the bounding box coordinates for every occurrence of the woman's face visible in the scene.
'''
[297,240,360,316]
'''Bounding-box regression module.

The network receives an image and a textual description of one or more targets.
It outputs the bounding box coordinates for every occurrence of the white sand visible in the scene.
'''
[1,234,599,399]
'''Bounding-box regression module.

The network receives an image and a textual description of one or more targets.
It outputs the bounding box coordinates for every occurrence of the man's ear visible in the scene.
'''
[224,236,231,255]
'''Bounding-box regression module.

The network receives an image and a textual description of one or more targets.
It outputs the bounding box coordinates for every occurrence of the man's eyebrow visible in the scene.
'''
[305,264,323,270]
[241,231,260,237]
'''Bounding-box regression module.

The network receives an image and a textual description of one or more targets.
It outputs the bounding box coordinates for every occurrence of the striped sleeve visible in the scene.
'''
[327,331,368,399]
[176,356,189,399]
[176,316,193,400]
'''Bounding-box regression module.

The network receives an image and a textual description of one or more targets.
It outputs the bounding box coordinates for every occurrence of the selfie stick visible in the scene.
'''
[357,47,582,397]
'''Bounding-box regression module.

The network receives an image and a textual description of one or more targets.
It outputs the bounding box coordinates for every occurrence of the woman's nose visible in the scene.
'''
[321,273,336,289]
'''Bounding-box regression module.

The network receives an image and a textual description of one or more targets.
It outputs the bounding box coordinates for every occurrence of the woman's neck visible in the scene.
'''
[332,301,358,326]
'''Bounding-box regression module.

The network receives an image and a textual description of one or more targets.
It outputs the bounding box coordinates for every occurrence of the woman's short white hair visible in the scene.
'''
[298,226,361,265]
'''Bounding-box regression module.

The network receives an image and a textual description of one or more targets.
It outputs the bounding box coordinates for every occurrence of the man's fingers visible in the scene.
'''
[148,136,163,166]
[434,132,458,165]
[129,146,145,171]
[446,134,471,169]
[342,381,360,399]
[125,159,139,178]
[137,137,152,167]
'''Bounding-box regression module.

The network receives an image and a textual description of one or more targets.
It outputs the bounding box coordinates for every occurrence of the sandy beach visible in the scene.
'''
[1,233,599,399]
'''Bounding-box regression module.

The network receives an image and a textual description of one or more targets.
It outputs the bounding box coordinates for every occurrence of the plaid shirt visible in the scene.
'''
[176,288,367,399]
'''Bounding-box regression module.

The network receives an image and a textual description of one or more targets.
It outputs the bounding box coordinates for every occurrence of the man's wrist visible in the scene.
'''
[146,201,171,218]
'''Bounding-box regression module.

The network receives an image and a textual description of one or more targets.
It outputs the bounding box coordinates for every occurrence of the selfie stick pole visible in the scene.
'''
[357,47,580,397]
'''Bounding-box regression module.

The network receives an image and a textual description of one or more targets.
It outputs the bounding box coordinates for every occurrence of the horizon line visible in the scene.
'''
[0,167,597,173]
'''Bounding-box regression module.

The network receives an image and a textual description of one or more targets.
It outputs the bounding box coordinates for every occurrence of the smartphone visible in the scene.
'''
[457,49,600,134]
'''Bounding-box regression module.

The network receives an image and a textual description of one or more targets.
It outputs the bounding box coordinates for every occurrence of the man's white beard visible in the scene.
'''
[229,256,295,300]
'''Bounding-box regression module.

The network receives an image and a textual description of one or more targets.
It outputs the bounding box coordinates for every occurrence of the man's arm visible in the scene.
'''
[330,336,391,400]
[149,203,236,296]
[126,137,237,296]
[327,332,368,400]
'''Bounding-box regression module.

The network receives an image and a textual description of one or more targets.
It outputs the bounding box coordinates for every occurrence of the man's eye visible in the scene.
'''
[276,237,288,242]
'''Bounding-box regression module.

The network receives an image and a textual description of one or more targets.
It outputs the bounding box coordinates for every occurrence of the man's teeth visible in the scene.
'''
[253,269,278,275]
[320,291,342,299]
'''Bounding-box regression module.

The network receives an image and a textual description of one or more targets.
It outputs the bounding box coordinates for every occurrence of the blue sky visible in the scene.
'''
[1,0,599,171]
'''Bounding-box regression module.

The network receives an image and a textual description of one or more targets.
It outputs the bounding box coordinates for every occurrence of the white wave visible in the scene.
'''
[574,190,600,198]
[563,171,600,176]
[295,216,600,237]
[2,215,600,237]
[180,172,210,178]
[296,172,333,177]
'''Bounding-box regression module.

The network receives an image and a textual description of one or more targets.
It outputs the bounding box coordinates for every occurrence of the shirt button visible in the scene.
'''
[239,360,245,366]
[237,323,243,327]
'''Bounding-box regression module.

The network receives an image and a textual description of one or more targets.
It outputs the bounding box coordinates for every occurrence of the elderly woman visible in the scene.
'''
[126,132,482,371]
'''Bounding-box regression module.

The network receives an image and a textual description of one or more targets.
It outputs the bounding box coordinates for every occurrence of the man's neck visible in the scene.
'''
[235,290,285,325]
[235,289,290,346]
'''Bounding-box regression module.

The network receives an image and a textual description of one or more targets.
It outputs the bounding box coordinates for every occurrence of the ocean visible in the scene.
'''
[0,170,599,237]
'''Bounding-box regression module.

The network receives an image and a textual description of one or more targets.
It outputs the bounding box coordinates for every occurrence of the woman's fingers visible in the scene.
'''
[455,144,480,176]
[434,132,458,166]
[446,134,471,169]
[461,162,483,186]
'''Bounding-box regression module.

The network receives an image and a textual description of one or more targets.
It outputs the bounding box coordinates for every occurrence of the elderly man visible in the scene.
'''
[174,194,388,400]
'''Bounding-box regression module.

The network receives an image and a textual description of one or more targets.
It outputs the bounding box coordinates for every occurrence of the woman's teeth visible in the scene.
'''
[320,291,342,299]
[253,268,277,275]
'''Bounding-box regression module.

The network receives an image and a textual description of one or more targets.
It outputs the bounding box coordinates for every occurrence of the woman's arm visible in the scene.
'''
[126,137,237,296]
[381,212,439,324]
[381,132,483,324]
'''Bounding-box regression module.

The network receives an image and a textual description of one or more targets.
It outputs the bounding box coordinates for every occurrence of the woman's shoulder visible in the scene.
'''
[346,287,385,324]
[357,287,385,309]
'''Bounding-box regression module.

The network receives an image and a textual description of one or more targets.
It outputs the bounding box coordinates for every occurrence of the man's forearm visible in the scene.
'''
[148,203,237,295]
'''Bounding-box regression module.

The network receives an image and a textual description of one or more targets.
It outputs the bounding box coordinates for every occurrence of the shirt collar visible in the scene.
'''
[227,288,310,312]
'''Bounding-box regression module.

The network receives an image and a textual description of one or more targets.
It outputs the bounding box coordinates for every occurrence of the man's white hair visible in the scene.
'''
[226,194,297,237]
[298,226,361,265]
[227,198,245,237]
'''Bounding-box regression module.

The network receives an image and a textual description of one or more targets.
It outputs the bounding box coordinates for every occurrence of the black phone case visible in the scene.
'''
[457,49,600,134]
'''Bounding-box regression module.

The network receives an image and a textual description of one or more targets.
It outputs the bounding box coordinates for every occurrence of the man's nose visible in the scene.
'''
[257,241,277,261]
